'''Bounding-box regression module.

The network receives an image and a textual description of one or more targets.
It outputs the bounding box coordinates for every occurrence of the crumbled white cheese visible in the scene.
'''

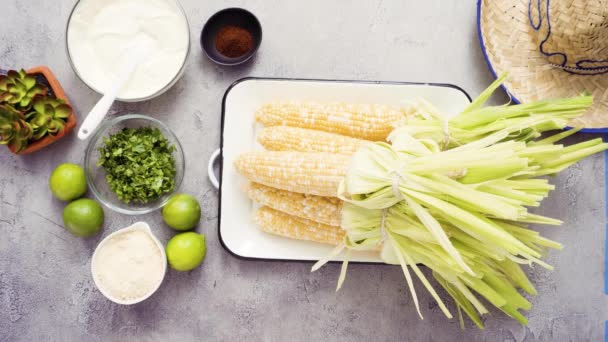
[92,226,164,302]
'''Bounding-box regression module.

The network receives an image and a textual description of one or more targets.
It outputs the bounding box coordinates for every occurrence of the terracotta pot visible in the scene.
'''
[7,66,77,154]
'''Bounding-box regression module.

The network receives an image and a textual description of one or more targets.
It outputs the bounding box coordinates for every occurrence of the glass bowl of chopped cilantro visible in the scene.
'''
[84,114,185,215]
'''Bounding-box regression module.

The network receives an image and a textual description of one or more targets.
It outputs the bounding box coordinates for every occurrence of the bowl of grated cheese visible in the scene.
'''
[91,221,167,305]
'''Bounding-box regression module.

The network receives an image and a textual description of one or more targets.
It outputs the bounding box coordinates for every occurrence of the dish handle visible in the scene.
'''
[208,148,221,190]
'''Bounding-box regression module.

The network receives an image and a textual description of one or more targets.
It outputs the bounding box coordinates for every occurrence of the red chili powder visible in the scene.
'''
[215,25,253,58]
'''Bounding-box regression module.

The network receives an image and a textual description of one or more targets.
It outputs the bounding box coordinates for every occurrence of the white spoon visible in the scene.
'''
[78,39,153,140]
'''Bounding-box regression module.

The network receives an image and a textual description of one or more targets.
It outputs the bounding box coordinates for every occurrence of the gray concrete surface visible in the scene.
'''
[0,1,606,341]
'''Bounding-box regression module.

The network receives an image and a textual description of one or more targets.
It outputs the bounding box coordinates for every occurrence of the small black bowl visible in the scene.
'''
[201,8,262,66]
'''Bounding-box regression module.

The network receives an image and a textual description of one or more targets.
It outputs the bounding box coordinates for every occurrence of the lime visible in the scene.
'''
[162,194,201,231]
[62,198,104,237]
[49,163,87,201]
[166,232,206,271]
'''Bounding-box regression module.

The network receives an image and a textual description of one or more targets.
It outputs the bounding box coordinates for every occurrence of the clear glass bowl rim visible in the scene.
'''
[84,114,186,215]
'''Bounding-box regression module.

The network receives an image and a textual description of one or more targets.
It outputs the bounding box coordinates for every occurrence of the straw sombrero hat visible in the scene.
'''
[478,0,608,130]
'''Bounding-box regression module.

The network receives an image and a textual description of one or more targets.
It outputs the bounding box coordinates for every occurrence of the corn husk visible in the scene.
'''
[312,74,608,329]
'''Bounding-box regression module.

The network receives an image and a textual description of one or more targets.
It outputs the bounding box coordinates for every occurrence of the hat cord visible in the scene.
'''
[528,0,608,75]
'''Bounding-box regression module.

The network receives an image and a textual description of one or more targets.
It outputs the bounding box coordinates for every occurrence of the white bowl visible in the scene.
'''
[91,222,167,305]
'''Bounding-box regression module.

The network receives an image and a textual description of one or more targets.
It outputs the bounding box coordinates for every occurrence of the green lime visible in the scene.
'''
[162,194,201,231]
[62,198,104,237]
[166,232,206,271]
[49,163,87,201]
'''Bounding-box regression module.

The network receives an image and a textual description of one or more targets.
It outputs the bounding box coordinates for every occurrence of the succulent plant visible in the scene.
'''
[0,104,33,153]
[25,96,72,140]
[0,69,48,110]
[0,68,74,153]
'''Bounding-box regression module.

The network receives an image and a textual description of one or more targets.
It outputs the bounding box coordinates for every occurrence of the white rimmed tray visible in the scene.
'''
[217,78,471,262]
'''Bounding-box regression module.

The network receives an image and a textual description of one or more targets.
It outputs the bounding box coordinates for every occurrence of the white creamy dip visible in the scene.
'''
[92,223,166,303]
[67,0,189,100]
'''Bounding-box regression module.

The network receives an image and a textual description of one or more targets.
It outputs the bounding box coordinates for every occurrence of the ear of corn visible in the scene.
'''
[255,206,345,245]
[234,151,349,196]
[245,182,342,226]
[257,126,370,154]
[255,101,409,141]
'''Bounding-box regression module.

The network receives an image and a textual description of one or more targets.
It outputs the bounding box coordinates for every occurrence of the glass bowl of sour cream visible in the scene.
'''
[65,0,191,102]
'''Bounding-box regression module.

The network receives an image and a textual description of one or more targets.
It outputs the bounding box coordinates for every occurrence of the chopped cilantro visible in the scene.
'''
[97,127,177,204]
